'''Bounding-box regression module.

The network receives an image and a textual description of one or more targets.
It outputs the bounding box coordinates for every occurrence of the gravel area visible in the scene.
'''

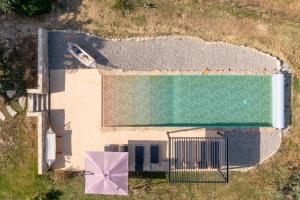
[224,128,282,170]
[48,31,281,71]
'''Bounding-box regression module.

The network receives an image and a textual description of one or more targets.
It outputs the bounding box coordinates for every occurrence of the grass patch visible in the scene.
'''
[219,4,262,21]
[0,116,50,199]
[9,100,23,113]
[293,76,300,93]
[281,171,300,200]
[131,15,147,26]
[111,0,135,13]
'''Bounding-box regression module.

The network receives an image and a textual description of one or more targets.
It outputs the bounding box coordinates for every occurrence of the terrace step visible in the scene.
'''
[27,93,48,112]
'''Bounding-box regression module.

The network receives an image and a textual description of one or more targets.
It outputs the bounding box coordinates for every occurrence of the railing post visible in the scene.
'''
[168,135,171,182]
[226,137,229,183]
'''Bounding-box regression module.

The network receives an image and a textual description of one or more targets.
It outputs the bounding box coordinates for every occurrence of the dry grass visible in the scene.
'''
[51,0,300,68]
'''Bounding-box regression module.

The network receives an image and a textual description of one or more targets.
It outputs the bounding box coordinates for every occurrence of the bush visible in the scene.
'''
[0,36,37,101]
[282,172,300,200]
[0,0,13,13]
[112,0,135,13]
[0,0,51,16]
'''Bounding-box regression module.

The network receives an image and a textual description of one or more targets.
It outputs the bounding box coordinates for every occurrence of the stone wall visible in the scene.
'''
[36,112,49,174]
[27,28,50,174]
[40,28,49,94]
[28,28,49,94]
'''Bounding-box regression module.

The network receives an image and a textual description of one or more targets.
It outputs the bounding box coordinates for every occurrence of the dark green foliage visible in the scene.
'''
[0,0,13,13]
[0,37,37,101]
[111,0,158,13]
[282,171,300,200]
[0,0,51,16]
[143,2,157,9]
[112,0,135,13]
[34,189,63,200]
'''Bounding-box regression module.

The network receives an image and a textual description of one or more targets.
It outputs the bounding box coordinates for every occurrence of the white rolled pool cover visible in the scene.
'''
[272,74,285,129]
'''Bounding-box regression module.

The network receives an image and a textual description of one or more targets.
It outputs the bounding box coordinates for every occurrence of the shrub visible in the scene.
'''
[282,172,300,200]
[0,0,51,16]
[132,15,146,26]
[143,2,157,9]
[0,0,13,13]
[112,0,135,13]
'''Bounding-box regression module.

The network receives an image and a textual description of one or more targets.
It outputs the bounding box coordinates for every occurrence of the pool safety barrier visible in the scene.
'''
[272,74,285,129]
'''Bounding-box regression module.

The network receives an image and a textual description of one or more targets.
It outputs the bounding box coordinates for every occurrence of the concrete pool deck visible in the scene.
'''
[49,68,282,171]
[39,29,288,172]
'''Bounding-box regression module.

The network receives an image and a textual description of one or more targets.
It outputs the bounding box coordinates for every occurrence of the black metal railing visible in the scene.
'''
[168,137,228,183]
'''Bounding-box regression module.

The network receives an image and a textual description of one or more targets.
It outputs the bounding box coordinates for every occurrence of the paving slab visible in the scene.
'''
[0,111,6,121]
[6,105,17,117]
[18,96,27,109]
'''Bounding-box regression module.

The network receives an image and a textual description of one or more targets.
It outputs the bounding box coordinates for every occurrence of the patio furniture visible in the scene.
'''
[85,151,128,195]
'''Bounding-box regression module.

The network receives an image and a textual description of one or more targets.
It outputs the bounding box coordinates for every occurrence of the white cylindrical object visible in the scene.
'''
[45,128,56,167]
[272,74,285,129]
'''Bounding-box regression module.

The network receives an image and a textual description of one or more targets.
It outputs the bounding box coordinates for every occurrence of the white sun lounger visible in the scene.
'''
[45,128,56,167]
[67,42,96,68]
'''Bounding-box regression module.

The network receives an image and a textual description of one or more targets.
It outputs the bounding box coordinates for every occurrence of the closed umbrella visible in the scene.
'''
[85,151,128,195]
[45,127,56,167]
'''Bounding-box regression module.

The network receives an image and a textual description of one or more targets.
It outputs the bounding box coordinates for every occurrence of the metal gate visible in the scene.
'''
[168,137,228,183]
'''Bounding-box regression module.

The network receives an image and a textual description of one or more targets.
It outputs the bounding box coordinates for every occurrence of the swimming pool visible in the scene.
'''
[102,75,283,128]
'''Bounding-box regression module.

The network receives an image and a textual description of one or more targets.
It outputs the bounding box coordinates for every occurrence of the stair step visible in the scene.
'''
[38,94,42,111]
[33,94,37,112]
[27,93,48,112]
[43,94,48,111]
[27,94,33,112]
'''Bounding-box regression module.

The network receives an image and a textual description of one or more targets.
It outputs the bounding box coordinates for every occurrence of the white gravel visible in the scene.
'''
[48,31,281,71]
[259,129,282,163]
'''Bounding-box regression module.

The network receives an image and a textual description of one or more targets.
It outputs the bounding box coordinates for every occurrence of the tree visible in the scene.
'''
[0,0,51,16]
[0,0,13,13]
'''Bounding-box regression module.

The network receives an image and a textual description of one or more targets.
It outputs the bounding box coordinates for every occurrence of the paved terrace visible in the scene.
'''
[48,30,283,170]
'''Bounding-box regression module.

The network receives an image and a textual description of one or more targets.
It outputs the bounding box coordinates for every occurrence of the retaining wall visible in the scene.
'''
[27,28,50,174]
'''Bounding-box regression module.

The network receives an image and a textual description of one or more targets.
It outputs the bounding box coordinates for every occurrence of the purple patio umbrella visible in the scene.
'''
[85,151,128,195]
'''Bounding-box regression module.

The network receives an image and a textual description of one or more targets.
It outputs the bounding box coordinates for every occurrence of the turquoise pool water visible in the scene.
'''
[103,75,272,127]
